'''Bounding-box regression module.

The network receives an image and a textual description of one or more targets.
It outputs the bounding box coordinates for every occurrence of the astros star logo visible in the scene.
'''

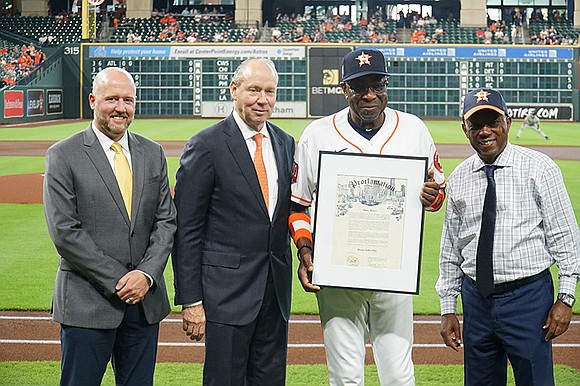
[355,52,372,67]
[474,89,490,102]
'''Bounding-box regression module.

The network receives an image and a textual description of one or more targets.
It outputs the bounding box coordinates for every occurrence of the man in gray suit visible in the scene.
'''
[172,58,295,385]
[43,67,176,386]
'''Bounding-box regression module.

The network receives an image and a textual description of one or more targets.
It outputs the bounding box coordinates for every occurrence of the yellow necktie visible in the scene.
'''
[111,142,132,218]
[252,133,269,209]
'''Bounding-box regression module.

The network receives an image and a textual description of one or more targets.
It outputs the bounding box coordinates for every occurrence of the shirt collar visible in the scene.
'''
[232,110,270,141]
[91,122,130,151]
[472,142,513,172]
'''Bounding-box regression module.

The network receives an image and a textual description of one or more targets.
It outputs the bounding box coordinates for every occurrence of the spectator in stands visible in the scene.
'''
[411,27,426,43]
[476,28,485,40]
[126,30,136,43]
[186,32,198,43]
[514,11,522,37]
[483,28,493,44]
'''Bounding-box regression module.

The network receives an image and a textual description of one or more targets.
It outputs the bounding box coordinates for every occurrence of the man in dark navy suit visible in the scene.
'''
[172,58,295,386]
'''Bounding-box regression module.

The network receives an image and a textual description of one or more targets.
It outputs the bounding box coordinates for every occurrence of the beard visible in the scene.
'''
[95,113,133,140]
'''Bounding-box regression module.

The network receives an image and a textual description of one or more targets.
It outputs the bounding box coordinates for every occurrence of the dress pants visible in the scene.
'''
[461,273,555,386]
[203,272,288,386]
[60,303,160,386]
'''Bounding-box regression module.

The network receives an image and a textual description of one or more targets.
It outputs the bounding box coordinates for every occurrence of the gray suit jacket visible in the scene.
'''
[44,126,176,329]
[172,115,295,325]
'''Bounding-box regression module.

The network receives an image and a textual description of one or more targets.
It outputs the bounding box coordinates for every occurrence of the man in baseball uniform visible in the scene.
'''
[289,49,446,385]
[516,109,549,140]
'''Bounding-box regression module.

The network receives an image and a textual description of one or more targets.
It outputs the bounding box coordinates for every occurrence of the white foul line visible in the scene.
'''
[1,339,579,349]
[1,315,578,325]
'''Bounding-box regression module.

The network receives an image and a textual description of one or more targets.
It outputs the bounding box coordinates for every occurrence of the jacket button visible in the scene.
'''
[130,232,135,237]
[127,263,133,269]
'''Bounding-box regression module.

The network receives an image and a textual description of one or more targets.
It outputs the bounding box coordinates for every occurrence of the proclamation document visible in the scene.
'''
[312,152,427,294]
[332,175,406,270]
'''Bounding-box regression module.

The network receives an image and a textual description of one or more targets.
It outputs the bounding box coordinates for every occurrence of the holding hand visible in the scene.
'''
[420,169,443,209]
[115,271,150,304]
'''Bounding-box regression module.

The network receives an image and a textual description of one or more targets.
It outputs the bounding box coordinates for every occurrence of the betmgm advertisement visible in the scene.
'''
[308,47,351,117]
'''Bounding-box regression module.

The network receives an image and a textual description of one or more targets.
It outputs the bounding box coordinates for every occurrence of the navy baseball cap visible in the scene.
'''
[462,88,508,120]
[341,49,389,82]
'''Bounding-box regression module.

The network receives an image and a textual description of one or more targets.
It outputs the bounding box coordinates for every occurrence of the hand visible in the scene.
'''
[543,300,572,340]
[440,313,462,352]
[115,271,150,304]
[420,169,441,207]
[182,304,206,341]
[297,246,320,292]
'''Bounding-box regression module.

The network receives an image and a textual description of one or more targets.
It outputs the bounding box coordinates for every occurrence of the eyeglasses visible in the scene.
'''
[345,78,389,97]
[465,115,506,132]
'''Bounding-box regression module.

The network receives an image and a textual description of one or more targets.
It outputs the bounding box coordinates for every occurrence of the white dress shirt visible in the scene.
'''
[233,110,279,220]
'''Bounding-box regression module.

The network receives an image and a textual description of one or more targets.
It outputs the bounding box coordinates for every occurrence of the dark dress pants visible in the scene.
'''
[60,303,160,386]
[203,272,288,386]
[461,272,555,386]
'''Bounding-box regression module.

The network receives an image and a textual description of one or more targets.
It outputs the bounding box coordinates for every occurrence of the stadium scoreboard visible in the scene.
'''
[82,44,577,120]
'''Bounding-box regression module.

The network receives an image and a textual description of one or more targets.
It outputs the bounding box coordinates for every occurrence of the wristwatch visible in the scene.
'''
[557,293,576,308]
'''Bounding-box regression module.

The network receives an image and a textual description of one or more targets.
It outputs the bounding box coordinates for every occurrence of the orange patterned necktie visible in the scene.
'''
[252,133,269,209]
[110,142,133,218]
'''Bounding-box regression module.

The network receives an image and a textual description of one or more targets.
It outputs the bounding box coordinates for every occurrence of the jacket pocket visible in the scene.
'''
[201,250,241,269]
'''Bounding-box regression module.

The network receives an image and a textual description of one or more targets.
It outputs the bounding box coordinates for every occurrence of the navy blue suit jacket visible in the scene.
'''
[172,114,295,325]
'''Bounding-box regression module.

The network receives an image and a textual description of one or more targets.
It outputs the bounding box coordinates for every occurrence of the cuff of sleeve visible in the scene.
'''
[439,297,458,316]
[557,275,578,296]
[183,301,202,308]
[137,270,154,288]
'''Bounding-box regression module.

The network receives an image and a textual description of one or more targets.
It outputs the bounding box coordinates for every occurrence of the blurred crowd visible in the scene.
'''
[1,42,46,88]
[272,10,398,43]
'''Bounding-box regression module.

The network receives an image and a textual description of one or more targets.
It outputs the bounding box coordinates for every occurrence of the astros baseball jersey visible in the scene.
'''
[291,106,445,209]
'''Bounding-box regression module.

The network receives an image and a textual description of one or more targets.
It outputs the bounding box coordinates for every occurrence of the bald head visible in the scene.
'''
[92,67,136,97]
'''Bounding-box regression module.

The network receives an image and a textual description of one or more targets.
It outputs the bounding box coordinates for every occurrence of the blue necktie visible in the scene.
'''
[476,165,496,297]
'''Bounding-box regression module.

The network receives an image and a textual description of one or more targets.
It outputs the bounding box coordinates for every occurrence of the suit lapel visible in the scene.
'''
[267,123,288,219]
[223,115,269,216]
[128,132,142,229]
[82,127,131,226]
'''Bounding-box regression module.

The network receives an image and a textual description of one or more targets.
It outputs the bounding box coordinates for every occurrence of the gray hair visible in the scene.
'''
[231,58,278,86]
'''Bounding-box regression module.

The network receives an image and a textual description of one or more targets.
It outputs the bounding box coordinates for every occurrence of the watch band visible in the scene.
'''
[558,293,575,308]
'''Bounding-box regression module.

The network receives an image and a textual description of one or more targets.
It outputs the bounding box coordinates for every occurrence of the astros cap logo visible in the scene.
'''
[474,89,491,103]
[355,52,372,67]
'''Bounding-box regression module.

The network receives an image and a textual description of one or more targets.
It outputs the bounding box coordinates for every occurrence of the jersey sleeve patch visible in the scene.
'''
[291,161,299,184]
[434,150,443,173]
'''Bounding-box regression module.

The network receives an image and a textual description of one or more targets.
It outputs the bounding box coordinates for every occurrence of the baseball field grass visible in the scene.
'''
[0,118,579,385]
[1,362,579,385]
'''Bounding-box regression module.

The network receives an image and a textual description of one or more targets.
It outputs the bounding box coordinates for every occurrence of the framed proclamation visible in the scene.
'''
[311,151,428,294]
